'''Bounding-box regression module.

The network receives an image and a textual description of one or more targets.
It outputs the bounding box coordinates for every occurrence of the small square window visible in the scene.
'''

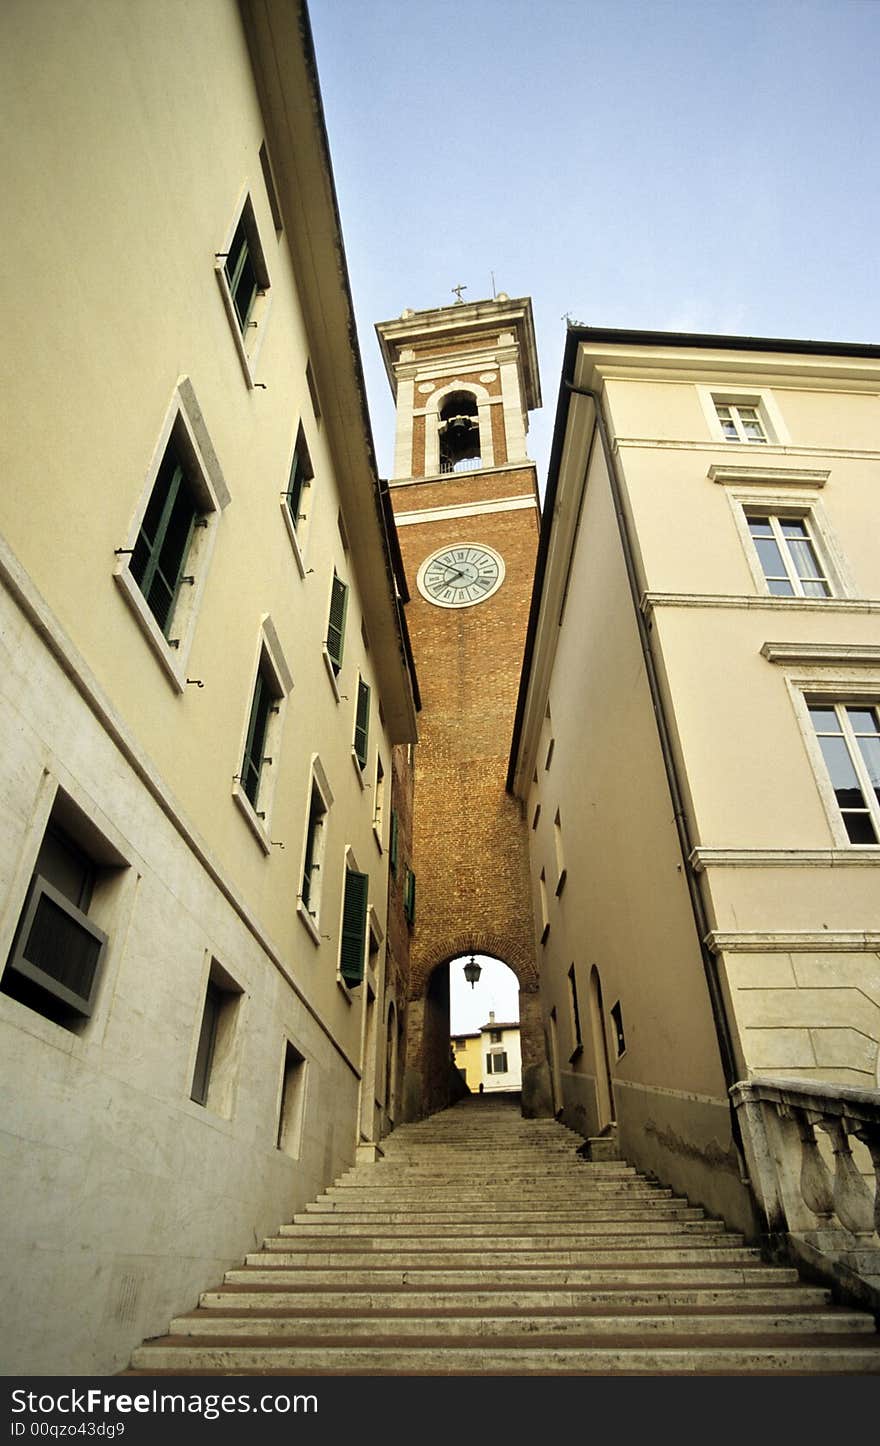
[1,795,127,1031]
[715,401,767,444]
[190,962,243,1116]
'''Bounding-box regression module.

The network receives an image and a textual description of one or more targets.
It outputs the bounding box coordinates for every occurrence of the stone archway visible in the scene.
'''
[402,932,553,1122]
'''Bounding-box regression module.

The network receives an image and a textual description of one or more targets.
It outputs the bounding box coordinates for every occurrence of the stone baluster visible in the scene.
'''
[791,1107,834,1224]
[817,1117,875,1237]
[851,1122,880,1239]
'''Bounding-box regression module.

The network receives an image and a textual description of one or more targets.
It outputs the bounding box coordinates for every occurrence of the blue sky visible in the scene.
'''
[309,0,880,485]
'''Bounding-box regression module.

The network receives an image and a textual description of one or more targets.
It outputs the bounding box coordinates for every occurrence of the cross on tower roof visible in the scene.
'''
[451,283,467,304]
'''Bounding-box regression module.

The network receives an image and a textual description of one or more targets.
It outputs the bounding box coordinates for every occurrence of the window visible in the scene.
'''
[403,867,416,926]
[259,140,283,237]
[538,869,550,944]
[567,964,583,1056]
[284,426,313,536]
[130,440,200,638]
[715,400,767,443]
[373,756,386,846]
[190,961,242,1115]
[276,1041,307,1157]
[489,1029,502,1044]
[115,381,229,690]
[745,513,830,598]
[241,656,278,809]
[233,621,292,848]
[486,1051,508,1074]
[354,676,371,772]
[1,793,127,1030]
[326,572,348,679]
[301,784,327,918]
[305,358,321,423]
[340,867,369,988]
[809,703,880,844]
[216,194,271,384]
[610,1000,626,1057]
[554,809,567,894]
[389,808,399,877]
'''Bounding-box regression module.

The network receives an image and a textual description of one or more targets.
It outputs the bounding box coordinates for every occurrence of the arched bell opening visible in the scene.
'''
[438,390,481,473]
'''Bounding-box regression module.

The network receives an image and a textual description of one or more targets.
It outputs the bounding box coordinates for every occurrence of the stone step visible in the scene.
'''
[242,1245,761,1270]
[199,1283,831,1312]
[166,1308,875,1340]
[128,1338,880,1375]
[124,1095,880,1375]
[295,1205,706,1224]
[223,1263,794,1288]
[280,1219,723,1239]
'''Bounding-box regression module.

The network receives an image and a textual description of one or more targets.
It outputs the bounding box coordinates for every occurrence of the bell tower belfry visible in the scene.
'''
[376,294,552,1119]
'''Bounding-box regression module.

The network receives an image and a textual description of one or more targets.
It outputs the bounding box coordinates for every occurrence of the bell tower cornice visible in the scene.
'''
[376,295,542,483]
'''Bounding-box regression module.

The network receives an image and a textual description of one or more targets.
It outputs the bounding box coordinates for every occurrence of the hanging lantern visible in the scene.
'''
[463,955,481,989]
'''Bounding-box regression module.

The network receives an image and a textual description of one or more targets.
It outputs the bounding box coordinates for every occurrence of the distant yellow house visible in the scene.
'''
[453,1012,523,1092]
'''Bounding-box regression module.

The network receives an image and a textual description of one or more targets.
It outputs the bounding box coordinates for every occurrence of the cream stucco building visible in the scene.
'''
[0,0,417,1375]
[453,1013,523,1094]
[510,325,880,1234]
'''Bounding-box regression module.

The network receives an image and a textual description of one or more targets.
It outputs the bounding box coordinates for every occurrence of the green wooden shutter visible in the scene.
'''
[326,573,348,674]
[404,867,416,925]
[389,809,399,876]
[354,677,370,769]
[340,869,368,986]
[225,210,258,332]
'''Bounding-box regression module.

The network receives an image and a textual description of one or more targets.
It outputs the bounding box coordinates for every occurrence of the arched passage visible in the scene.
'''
[401,939,553,1122]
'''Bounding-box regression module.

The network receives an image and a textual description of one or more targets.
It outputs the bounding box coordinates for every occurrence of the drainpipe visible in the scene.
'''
[565,381,742,1108]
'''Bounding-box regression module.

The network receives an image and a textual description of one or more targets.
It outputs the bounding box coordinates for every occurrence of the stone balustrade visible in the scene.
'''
[731,1076,880,1308]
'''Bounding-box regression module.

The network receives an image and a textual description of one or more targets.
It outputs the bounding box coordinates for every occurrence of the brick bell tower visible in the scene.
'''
[376,293,552,1119]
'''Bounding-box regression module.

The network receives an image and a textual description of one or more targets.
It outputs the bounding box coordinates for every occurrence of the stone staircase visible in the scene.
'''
[128,1095,880,1374]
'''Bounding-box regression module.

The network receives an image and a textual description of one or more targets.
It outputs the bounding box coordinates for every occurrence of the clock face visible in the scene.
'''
[416,544,505,608]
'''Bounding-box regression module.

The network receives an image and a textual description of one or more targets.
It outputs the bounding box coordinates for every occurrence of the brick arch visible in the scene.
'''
[411,932,539,999]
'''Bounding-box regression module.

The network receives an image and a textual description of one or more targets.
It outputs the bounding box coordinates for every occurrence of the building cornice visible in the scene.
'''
[706,930,880,953]
[642,593,880,616]
[614,438,880,462]
[691,847,880,871]
[760,642,880,667]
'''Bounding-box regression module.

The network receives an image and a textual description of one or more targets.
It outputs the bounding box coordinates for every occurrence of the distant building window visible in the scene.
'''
[715,401,767,443]
[486,1051,508,1074]
[745,513,830,598]
[489,1029,502,1043]
[809,703,880,844]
